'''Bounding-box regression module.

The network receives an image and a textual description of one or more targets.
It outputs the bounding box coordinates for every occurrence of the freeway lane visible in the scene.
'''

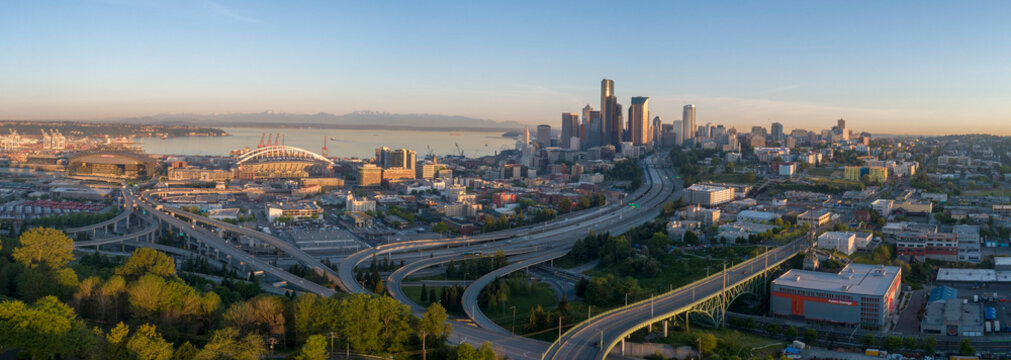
[461,154,679,334]
[142,192,349,292]
[544,240,806,360]
[127,190,338,296]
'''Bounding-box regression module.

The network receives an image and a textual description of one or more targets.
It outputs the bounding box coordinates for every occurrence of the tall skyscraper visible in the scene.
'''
[580,105,594,148]
[537,125,552,148]
[587,110,603,148]
[629,97,650,146]
[601,79,620,147]
[682,104,696,145]
[615,102,624,145]
[771,122,784,142]
[837,118,846,130]
[672,120,683,146]
[652,116,663,145]
[390,148,417,170]
[560,113,579,149]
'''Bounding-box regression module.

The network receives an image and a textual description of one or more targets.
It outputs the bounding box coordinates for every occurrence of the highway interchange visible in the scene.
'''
[68,151,806,359]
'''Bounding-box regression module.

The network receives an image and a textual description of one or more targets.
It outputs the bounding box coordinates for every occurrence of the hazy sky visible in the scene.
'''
[2,1,1011,135]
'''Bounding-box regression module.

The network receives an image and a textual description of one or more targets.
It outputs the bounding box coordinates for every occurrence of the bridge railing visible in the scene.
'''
[594,243,802,359]
[543,240,802,360]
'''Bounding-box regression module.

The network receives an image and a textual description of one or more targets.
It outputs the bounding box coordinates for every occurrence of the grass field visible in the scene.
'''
[807,167,837,177]
[403,285,439,307]
[480,282,558,334]
[584,246,765,295]
[664,328,785,359]
[700,172,758,184]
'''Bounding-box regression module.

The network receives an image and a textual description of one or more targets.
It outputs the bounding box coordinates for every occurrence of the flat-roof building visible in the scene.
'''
[265,201,323,221]
[816,231,872,255]
[683,184,734,207]
[798,209,832,227]
[771,264,901,329]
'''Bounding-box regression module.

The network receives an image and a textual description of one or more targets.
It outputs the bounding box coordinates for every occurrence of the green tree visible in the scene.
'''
[882,336,901,351]
[13,227,74,269]
[418,303,452,360]
[765,324,780,335]
[126,323,173,360]
[172,342,198,360]
[697,332,717,353]
[860,333,876,347]
[922,335,937,354]
[432,222,450,234]
[784,326,798,338]
[195,327,266,360]
[116,248,176,280]
[959,339,975,356]
[902,337,919,350]
[802,329,817,342]
[296,335,328,360]
[0,296,77,360]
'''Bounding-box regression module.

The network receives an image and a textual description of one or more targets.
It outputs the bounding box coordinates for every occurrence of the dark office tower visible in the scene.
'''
[537,125,552,148]
[771,122,784,142]
[580,105,593,148]
[587,110,603,148]
[837,118,846,130]
[600,79,620,147]
[629,97,649,146]
[561,113,579,149]
[614,102,624,145]
[652,116,663,145]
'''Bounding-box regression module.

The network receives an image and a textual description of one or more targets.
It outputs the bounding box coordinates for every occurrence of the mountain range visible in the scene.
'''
[114,111,527,131]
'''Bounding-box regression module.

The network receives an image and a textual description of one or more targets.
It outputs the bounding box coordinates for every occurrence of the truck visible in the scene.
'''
[866,349,881,356]
[986,321,992,333]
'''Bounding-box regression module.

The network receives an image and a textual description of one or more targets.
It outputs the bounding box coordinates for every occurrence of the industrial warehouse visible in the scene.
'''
[771,263,902,329]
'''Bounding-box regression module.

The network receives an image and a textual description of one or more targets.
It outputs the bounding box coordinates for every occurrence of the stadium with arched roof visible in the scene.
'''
[233,145,333,180]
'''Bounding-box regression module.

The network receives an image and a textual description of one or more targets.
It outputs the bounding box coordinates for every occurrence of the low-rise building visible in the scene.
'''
[168,168,235,182]
[266,201,323,221]
[798,209,832,227]
[897,231,958,261]
[816,231,873,255]
[736,210,780,224]
[771,264,901,329]
[683,184,735,207]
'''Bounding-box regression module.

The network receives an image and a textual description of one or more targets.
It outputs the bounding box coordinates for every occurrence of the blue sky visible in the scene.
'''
[2,1,1010,134]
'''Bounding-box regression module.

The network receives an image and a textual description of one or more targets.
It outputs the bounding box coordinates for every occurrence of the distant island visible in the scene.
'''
[113,110,527,132]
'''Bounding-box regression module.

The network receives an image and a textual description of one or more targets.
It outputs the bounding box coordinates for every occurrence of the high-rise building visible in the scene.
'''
[580,105,594,148]
[652,116,663,145]
[587,110,603,148]
[682,104,696,145]
[390,148,416,170]
[614,102,624,146]
[375,146,392,168]
[672,120,683,146]
[537,125,552,148]
[771,122,784,142]
[601,79,621,147]
[629,97,649,146]
[561,113,579,149]
[837,118,846,130]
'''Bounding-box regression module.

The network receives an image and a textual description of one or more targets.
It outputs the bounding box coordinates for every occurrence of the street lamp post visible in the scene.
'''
[510,306,517,333]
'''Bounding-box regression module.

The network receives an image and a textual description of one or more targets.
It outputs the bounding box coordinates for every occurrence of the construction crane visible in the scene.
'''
[454,143,464,157]
[425,145,434,159]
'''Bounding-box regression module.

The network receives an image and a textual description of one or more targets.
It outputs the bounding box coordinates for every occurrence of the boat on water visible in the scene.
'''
[449,132,462,136]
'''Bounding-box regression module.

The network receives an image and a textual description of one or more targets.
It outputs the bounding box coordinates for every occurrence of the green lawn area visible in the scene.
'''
[807,167,837,177]
[585,246,766,295]
[403,285,437,306]
[700,172,758,184]
[480,282,558,335]
[664,328,785,359]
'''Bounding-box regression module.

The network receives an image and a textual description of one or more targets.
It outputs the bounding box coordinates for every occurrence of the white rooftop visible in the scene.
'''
[773,263,900,296]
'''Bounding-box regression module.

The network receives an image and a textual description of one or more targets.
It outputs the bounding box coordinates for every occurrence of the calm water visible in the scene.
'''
[138,127,517,158]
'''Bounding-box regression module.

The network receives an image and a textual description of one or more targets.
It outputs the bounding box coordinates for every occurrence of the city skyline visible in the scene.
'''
[3,1,1011,135]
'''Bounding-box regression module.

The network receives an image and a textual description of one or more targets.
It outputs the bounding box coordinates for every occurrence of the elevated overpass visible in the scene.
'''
[543,239,807,360]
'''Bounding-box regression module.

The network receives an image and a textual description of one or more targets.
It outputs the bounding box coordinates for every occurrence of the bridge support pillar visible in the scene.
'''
[620,338,625,356]
[113,222,117,233]
[664,320,668,337]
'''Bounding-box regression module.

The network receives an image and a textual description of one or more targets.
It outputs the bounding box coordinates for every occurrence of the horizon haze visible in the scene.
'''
[2,1,1011,135]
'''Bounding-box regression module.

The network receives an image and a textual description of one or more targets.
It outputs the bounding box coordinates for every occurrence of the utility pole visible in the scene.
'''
[510,306,517,334]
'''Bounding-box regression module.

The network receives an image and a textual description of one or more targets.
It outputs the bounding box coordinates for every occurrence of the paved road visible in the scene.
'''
[127,189,338,296]
[141,193,347,292]
[461,154,679,335]
[545,239,806,360]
